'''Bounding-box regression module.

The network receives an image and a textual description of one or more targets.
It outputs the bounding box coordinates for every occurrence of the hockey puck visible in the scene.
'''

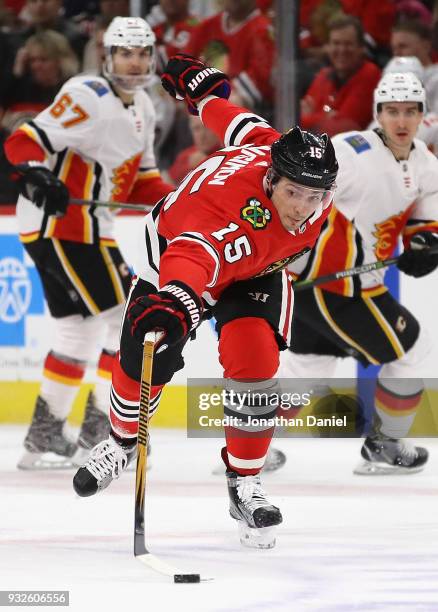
[174,574,201,583]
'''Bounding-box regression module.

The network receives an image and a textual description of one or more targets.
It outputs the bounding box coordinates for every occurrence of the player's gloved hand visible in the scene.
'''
[128,281,203,348]
[397,231,438,278]
[17,164,69,217]
[161,53,230,115]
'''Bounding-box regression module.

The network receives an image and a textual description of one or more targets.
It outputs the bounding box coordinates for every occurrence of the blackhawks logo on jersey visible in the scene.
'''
[254,247,311,277]
[241,198,271,230]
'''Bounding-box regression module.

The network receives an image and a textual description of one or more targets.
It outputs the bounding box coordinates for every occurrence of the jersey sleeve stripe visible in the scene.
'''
[170,232,221,287]
[144,213,161,275]
[232,119,271,146]
[27,120,56,155]
[224,113,270,147]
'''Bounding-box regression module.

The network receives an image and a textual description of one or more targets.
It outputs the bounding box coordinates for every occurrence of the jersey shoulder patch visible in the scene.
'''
[343,133,371,154]
[83,80,109,97]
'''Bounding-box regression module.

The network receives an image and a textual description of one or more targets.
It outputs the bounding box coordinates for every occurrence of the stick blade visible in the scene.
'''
[136,552,211,582]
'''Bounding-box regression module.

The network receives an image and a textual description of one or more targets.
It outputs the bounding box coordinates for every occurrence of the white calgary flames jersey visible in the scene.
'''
[289,129,438,295]
[12,75,159,244]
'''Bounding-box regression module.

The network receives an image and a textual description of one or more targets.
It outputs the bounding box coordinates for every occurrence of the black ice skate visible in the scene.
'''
[354,433,428,475]
[226,470,283,549]
[17,396,77,470]
[72,392,111,466]
[73,434,136,497]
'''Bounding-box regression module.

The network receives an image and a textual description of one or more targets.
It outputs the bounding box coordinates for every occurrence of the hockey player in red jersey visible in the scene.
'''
[73,55,338,549]
[4,17,173,470]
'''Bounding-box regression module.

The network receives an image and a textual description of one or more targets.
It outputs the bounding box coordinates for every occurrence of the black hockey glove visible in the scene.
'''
[397,231,438,278]
[127,281,203,348]
[161,53,230,115]
[17,164,69,217]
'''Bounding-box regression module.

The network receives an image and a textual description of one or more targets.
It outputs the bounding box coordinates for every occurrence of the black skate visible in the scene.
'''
[212,446,286,475]
[73,434,135,497]
[354,434,428,475]
[72,392,111,466]
[17,396,77,470]
[226,470,283,549]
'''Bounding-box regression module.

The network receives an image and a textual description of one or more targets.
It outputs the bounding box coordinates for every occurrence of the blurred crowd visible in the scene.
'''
[1,0,438,203]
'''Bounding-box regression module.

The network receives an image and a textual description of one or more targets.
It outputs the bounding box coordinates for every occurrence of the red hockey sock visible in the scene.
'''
[110,355,163,441]
[219,317,279,476]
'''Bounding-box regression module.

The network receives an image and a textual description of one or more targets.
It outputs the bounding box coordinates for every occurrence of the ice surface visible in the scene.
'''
[1,426,438,611]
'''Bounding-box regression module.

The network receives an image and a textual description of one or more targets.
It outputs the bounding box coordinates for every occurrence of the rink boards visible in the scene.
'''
[1,211,437,431]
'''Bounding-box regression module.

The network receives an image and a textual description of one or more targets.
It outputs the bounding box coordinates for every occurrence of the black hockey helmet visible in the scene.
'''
[270,126,338,190]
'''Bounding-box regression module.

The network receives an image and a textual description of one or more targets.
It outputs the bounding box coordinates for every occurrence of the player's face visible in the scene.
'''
[112,46,152,79]
[378,102,423,148]
[271,178,331,232]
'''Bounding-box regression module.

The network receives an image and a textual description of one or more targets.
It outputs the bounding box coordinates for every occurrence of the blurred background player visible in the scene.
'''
[72,54,338,550]
[281,71,438,475]
[4,16,172,470]
[369,55,438,156]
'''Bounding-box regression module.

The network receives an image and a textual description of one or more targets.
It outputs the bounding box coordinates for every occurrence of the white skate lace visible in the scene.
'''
[86,439,128,482]
[236,475,270,512]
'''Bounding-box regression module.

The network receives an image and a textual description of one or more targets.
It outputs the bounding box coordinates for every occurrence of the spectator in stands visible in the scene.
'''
[168,114,220,185]
[8,0,87,63]
[340,0,396,62]
[98,0,129,19]
[82,14,110,73]
[300,15,381,135]
[184,0,275,113]
[0,29,78,131]
[391,20,438,113]
[300,0,396,66]
[152,0,199,73]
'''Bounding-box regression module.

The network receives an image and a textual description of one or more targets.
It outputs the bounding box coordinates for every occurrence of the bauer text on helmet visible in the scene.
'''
[270,126,338,190]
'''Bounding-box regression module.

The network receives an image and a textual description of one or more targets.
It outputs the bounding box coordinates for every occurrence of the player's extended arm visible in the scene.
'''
[161,54,279,148]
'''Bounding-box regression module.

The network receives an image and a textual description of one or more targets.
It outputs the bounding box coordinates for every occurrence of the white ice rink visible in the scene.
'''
[1,426,438,612]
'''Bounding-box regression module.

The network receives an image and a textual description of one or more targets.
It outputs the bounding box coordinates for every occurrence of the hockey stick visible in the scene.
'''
[134,331,207,583]
[70,197,153,213]
[293,245,438,292]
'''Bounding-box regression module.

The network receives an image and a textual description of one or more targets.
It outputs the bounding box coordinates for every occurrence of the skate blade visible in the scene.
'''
[17,450,76,471]
[353,459,425,476]
[237,521,277,549]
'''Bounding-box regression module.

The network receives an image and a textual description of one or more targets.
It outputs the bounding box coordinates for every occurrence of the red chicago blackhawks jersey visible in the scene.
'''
[134,97,332,304]
[5,75,172,245]
[184,9,275,107]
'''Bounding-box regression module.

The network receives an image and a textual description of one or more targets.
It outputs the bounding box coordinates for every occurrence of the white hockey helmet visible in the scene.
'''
[374,72,426,119]
[383,56,425,83]
[103,17,156,93]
